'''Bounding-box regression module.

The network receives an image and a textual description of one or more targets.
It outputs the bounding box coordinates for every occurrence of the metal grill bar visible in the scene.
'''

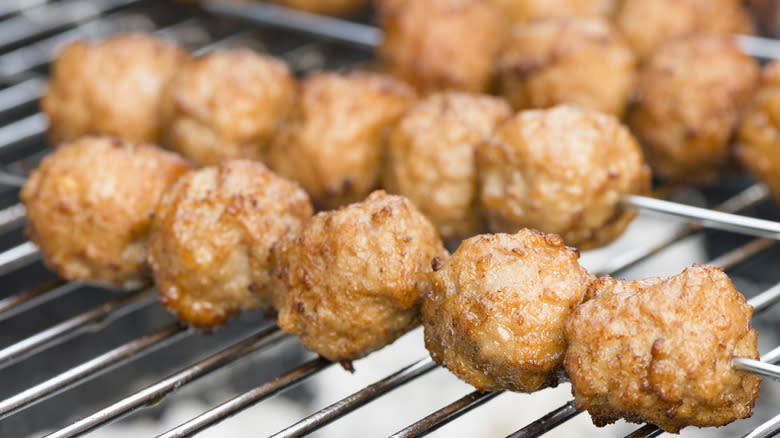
[733,358,780,381]
[0,0,50,19]
[0,241,39,274]
[505,402,579,438]
[389,390,501,438]
[0,278,74,322]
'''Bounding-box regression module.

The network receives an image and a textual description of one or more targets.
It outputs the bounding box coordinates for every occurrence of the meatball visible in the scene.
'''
[422,230,594,392]
[160,48,295,166]
[615,0,754,58]
[266,72,415,210]
[477,105,650,250]
[495,17,636,116]
[629,36,759,183]
[148,160,313,329]
[376,0,504,93]
[270,0,369,15]
[21,136,193,288]
[565,265,761,433]
[41,34,189,145]
[490,0,617,23]
[270,191,447,363]
[383,92,512,243]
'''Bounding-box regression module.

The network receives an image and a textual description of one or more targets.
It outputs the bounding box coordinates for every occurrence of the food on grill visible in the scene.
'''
[615,0,754,58]
[748,0,780,37]
[41,34,188,145]
[383,92,512,244]
[148,160,312,329]
[21,136,193,288]
[422,229,593,392]
[376,0,504,93]
[269,0,369,15]
[628,36,759,183]
[160,48,295,166]
[495,17,636,116]
[489,0,617,24]
[270,190,447,363]
[266,71,415,210]
[477,104,650,249]
[565,265,761,433]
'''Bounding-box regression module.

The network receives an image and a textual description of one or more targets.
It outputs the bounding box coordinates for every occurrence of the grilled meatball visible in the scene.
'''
[490,0,617,23]
[383,92,512,243]
[629,36,759,183]
[495,17,636,116]
[615,0,754,58]
[266,72,415,210]
[271,191,447,363]
[376,0,504,93]
[148,160,312,329]
[41,34,188,145]
[422,230,594,392]
[565,265,761,433]
[21,136,193,288]
[270,0,369,15]
[160,48,295,166]
[477,105,650,250]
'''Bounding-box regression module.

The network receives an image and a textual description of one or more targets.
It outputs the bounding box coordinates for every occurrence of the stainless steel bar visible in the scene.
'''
[761,345,780,364]
[744,412,780,438]
[0,169,27,187]
[749,284,780,313]
[0,202,26,233]
[0,113,47,153]
[44,325,287,438]
[0,241,40,275]
[708,238,776,270]
[0,278,77,323]
[736,34,780,59]
[389,390,501,438]
[625,424,662,438]
[732,358,780,381]
[505,402,579,438]
[0,0,50,19]
[157,356,333,438]
[0,77,44,113]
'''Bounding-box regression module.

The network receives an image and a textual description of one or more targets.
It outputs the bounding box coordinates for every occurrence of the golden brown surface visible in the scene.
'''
[422,230,593,392]
[148,160,312,329]
[266,71,415,210]
[21,136,193,288]
[496,17,636,116]
[160,48,295,166]
[490,0,617,23]
[270,0,369,15]
[41,34,188,145]
[271,191,447,362]
[376,0,504,93]
[383,92,511,243]
[477,105,650,250]
[628,36,759,183]
[565,265,761,433]
[615,0,755,58]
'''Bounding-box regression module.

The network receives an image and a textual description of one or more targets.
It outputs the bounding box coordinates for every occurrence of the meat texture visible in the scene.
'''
[489,0,617,24]
[270,0,369,15]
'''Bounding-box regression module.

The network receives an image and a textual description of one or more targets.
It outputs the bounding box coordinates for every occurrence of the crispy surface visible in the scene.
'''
[266,72,415,210]
[148,160,312,329]
[628,36,759,183]
[489,0,617,23]
[565,265,761,433]
[160,48,295,166]
[477,105,650,249]
[21,136,193,288]
[422,230,593,392]
[383,92,511,243]
[376,0,504,93]
[41,34,188,145]
[271,0,369,15]
[496,17,636,116]
[271,191,447,362]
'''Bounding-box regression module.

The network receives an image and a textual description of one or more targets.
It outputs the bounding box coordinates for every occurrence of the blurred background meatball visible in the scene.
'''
[270,191,447,363]
[266,71,414,210]
[629,36,759,183]
[160,48,295,166]
[422,230,593,392]
[749,0,780,37]
[148,160,312,329]
[21,136,193,288]
[383,92,511,244]
[270,0,369,15]
[376,0,504,93]
[495,17,636,116]
[490,0,617,24]
[41,34,189,145]
[477,105,650,250]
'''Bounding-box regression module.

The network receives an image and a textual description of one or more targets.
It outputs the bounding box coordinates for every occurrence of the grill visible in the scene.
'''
[2,1,780,437]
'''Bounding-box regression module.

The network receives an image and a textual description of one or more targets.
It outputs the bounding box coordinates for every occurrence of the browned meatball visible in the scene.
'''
[383,92,512,243]
[271,0,369,15]
[616,0,754,58]
[422,230,594,392]
[270,191,447,363]
[629,36,759,183]
[477,105,650,250]
[495,17,636,116]
[41,34,189,145]
[748,0,780,36]
[490,0,617,23]
[565,265,761,433]
[160,48,295,166]
[266,72,415,210]
[376,0,504,93]
[148,160,312,329]
[21,136,193,288]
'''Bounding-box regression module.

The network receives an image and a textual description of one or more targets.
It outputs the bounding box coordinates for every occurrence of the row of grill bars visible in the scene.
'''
[0,1,780,437]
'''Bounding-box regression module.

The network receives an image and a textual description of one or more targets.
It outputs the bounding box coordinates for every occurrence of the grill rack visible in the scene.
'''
[1,1,780,437]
